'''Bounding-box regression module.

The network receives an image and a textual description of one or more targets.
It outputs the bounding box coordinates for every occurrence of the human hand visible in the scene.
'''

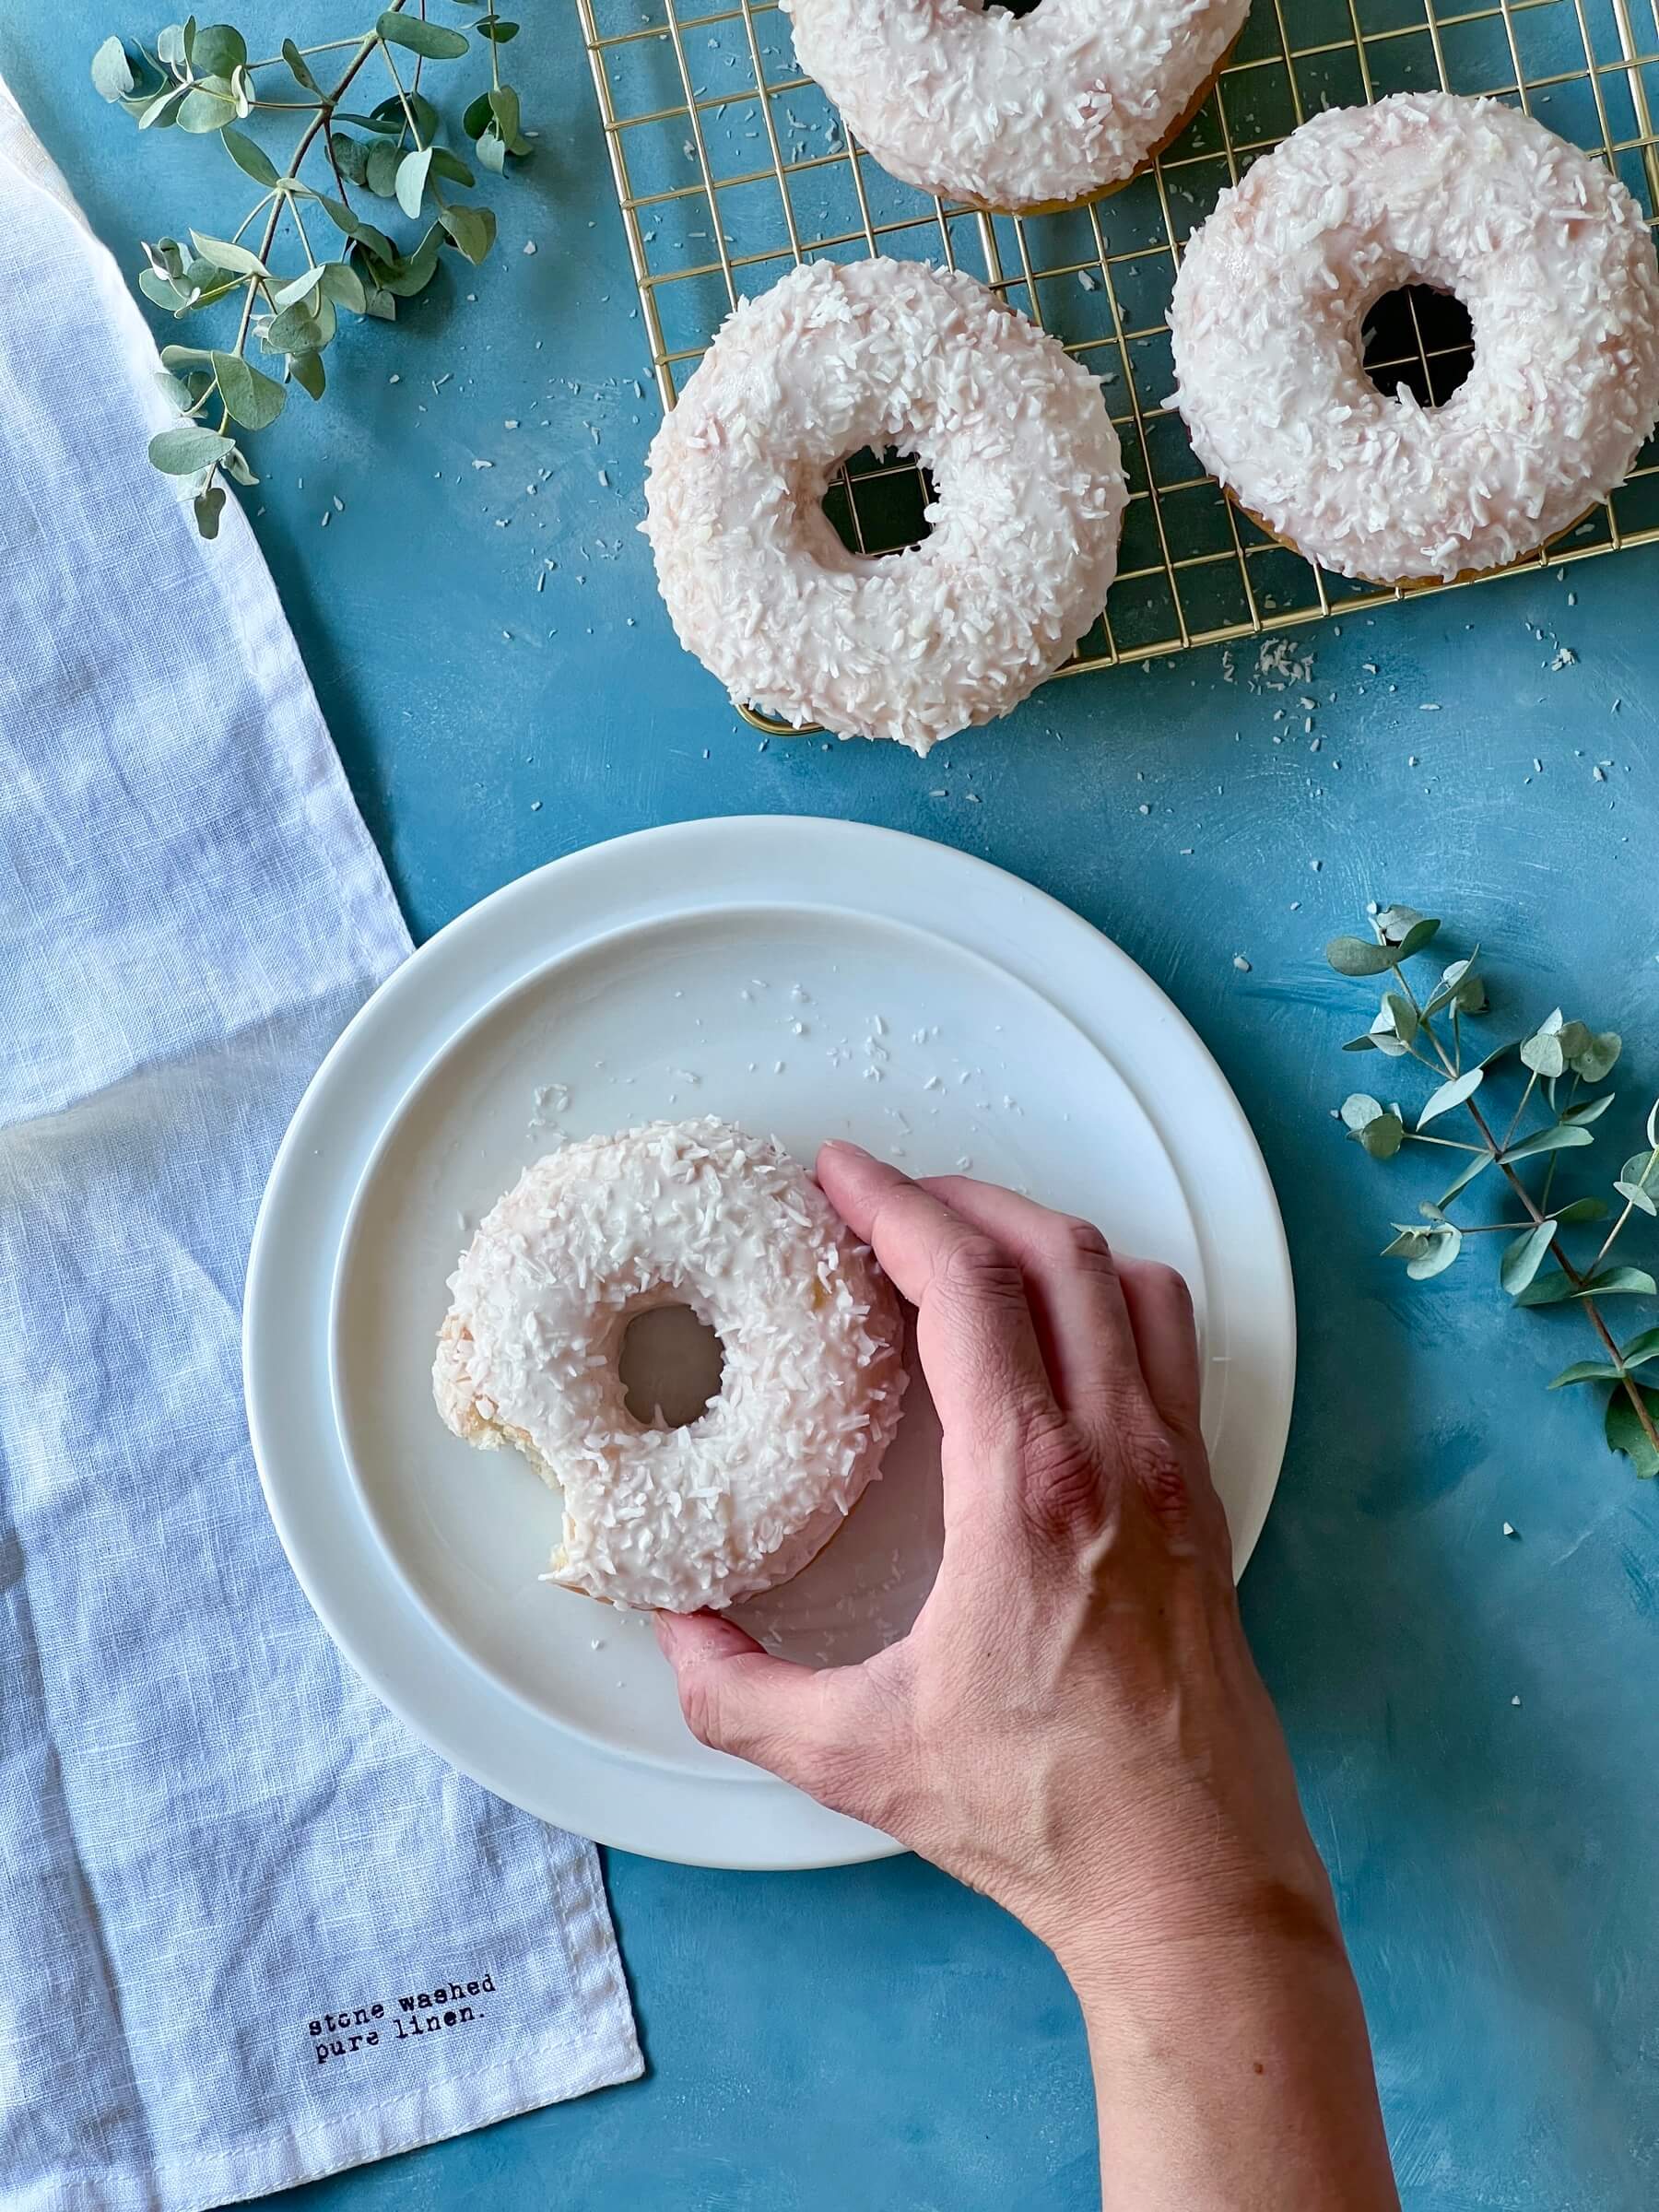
[656,1141,1322,1978]
[655,1143,1398,2210]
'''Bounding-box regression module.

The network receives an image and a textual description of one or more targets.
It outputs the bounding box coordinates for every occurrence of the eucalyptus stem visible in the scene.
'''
[1329,904,1659,1473]
[96,1,529,531]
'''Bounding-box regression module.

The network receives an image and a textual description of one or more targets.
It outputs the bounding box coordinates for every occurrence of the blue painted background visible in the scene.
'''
[11,2,1658,2203]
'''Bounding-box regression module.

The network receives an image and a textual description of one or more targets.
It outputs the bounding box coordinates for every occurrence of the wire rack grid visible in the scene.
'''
[575,0,1659,721]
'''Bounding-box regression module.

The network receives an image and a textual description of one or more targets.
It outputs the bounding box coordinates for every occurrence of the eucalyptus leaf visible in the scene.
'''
[262,301,324,355]
[137,268,190,312]
[1550,1195,1608,1224]
[379,224,445,297]
[137,84,187,129]
[377,11,469,59]
[1501,1123,1595,1164]
[1512,1268,1578,1307]
[1341,1033,1378,1053]
[220,444,259,488]
[190,229,268,277]
[1406,1224,1462,1280]
[1618,1326,1659,1370]
[330,132,371,187]
[1394,917,1441,959]
[1418,1067,1483,1128]
[488,86,528,152]
[476,124,507,174]
[1375,904,1424,944]
[288,347,326,400]
[1382,991,1418,1045]
[272,265,324,309]
[1520,1029,1566,1079]
[1561,1092,1616,1124]
[211,349,287,430]
[220,124,278,186]
[152,368,195,412]
[1574,1266,1658,1299]
[190,23,246,76]
[92,36,137,101]
[1500,1219,1558,1297]
[193,481,226,537]
[395,146,433,219]
[1327,935,1395,978]
[365,140,402,199]
[147,424,234,475]
[463,89,494,140]
[177,87,236,134]
[157,22,190,68]
[1341,1093,1385,1133]
[1606,1383,1659,1477]
[481,16,520,37]
[313,194,394,262]
[318,261,367,314]
[1359,1113,1405,1161]
[1556,1020,1592,1060]
[429,146,477,188]
[1572,1030,1622,1081]
[438,201,495,265]
[371,90,440,143]
[1548,1360,1622,1389]
[159,343,214,367]
[281,36,321,95]
[1382,1229,1434,1260]
[1615,1181,1658,1217]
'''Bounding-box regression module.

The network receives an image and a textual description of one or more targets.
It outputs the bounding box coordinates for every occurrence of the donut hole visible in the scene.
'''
[1361,284,1476,409]
[821,445,938,559]
[618,1301,725,1430]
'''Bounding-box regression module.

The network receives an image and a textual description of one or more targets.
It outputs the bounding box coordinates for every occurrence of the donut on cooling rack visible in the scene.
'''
[1167,92,1659,586]
[434,1118,907,1613]
[641,257,1125,754]
[780,0,1248,215]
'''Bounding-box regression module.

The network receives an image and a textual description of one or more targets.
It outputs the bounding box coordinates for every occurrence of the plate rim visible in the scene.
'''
[244,815,1295,1870]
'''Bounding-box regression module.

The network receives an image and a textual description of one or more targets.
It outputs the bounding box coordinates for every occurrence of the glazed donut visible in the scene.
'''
[641,257,1124,753]
[434,1118,907,1613]
[781,0,1248,215]
[1168,93,1659,585]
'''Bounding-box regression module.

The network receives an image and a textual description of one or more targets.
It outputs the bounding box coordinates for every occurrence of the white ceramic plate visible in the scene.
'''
[245,818,1294,1869]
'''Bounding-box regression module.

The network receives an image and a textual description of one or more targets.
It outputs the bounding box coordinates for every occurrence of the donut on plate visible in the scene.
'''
[641,257,1125,753]
[434,1118,907,1613]
[781,0,1248,214]
[1167,93,1659,585]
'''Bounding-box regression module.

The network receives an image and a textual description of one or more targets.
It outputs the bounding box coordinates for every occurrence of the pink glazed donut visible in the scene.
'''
[781,0,1250,214]
[641,257,1125,754]
[1168,94,1659,584]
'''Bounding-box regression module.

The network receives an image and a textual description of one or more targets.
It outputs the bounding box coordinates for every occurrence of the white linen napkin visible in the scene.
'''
[0,78,641,2212]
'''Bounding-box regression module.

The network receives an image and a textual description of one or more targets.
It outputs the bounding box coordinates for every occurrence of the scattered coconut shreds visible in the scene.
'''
[1548,645,1578,671]
[1503,1522,1517,1537]
[524,241,537,255]
[1512,1695,1523,1707]
[1232,954,1252,972]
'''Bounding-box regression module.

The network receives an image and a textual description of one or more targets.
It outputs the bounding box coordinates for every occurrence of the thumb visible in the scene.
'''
[653,1611,871,1803]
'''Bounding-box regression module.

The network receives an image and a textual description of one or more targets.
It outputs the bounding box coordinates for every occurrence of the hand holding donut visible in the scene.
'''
[657,1145,1400,2210]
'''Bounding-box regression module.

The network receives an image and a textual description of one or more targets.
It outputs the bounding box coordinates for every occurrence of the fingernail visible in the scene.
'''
[820,1138,873,1162]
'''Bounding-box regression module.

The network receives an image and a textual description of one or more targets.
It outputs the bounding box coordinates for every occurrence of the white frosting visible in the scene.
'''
[782,0,1248,213]
[641,257,1124,754]
[1168,94,1659,584]
[434,1118,907,1613]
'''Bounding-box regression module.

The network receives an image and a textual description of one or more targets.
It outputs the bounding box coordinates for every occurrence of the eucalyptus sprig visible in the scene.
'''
[92,4,530,535]
[1328,905,1659,1476]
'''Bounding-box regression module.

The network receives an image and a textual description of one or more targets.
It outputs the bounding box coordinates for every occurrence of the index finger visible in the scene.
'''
[817,1141,1056,1457]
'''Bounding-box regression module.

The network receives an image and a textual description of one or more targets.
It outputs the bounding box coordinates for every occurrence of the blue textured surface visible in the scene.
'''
[13,5,1659,2206]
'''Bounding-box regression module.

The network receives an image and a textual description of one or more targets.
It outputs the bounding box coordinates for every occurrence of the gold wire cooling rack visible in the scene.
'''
[575,0,1659,720]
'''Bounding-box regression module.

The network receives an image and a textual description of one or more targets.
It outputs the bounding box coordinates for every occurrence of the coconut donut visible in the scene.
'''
[781,0,1248,215]
[434,1117,907,1613]
[1167,93,1659,585]
[641,257,1124,754]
